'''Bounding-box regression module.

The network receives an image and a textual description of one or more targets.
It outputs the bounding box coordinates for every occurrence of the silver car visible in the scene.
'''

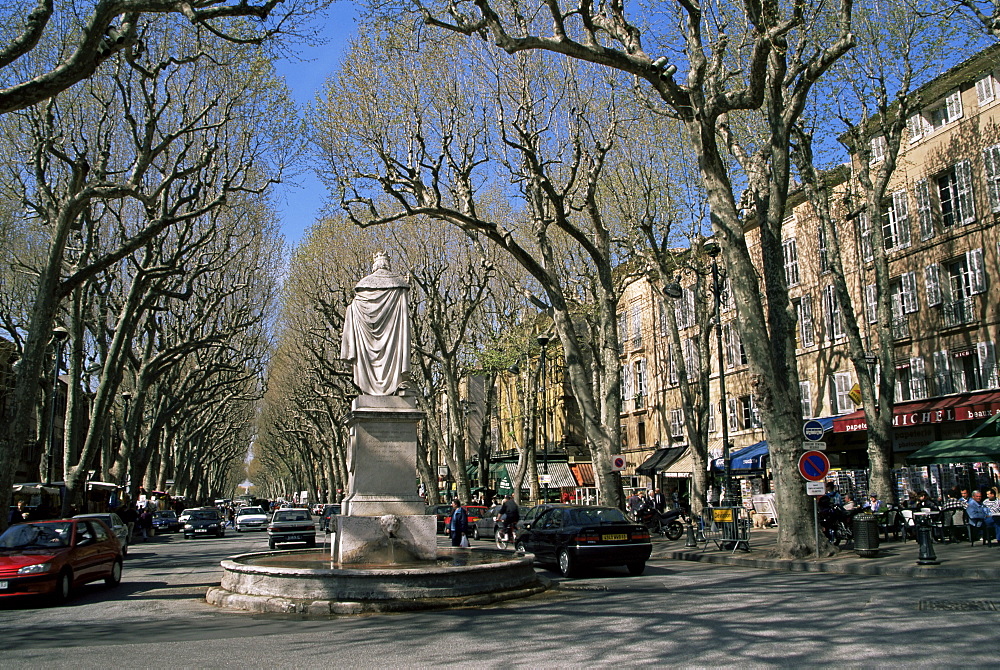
[73,512,130,557]
[235,506,268,532]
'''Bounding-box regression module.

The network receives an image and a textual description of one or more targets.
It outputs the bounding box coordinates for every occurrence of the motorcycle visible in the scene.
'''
[635,505,686,541]
[818,501,855,546]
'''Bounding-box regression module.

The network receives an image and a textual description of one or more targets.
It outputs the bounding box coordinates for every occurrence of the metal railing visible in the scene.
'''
[941,297,976,328]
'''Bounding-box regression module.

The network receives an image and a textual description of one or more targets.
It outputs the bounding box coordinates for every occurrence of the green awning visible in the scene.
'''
[906,438,1000,465]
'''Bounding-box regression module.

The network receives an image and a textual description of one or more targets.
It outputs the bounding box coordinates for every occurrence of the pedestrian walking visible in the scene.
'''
[448,498,468,547]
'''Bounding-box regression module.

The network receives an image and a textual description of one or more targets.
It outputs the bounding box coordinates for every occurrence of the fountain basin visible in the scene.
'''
[206,548,547,615]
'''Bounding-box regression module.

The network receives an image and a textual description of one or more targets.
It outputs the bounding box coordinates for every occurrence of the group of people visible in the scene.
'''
[626,488,673,517]
[447,494,520,547]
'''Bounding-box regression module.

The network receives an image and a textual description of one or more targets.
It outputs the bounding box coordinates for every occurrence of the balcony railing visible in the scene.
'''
[941,297,977,328]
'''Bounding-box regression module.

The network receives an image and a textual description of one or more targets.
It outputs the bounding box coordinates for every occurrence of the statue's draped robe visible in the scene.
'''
[340,270,410,396]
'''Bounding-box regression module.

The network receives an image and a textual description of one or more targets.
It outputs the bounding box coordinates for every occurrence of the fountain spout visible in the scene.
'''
[379,514,401,539]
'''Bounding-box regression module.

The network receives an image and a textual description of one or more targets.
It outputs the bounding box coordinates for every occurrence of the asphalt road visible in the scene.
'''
[2,528,997,668]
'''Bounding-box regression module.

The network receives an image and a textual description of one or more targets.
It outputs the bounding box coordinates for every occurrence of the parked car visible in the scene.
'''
[443,506,488,537]
[426,504,452,534]
[318,504,341,532]
[73,512,130,557]
[151,510,181,534]
[234,506,269,532]
[515,504,652,577]
[472,505,504,540]
[181,507,226,539]
[518,503,556,531]
[267,508,316,549]
[0,518,123,602]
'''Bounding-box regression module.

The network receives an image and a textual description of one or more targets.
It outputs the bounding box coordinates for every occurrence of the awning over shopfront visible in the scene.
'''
[571,463,595,486]
[540,462,577,488]
[906,411,1000,465]
[661,448,694,477]
[833,391,1000,433]
[730,440,769,471]
[635,447,685,476]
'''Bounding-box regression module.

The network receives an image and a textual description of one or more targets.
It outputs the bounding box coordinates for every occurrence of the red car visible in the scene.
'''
[0,518,124,603]
[443,506,488,536]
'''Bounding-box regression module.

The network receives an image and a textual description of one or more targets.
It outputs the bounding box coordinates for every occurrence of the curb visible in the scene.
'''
[660,548,1000,580]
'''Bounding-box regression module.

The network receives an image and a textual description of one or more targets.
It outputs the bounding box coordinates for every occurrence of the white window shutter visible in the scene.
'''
[946,89,964,121]
[967,248,985,294]
[977,75,995,105]
[985,144,1000,213]
[727,398,739,432]
[911,357,926,399]
[901,272,918,313]
[800,381,812,418]
[907,113,924,143]
[801,295,815,347]
[865,284,878,324]
[979,342,999,388]
[934,350,952,395]
[916,179,934,240]
[956,159,976,224]
[893,190,911,247]
[925,264,942,306]
[859,211,873,262]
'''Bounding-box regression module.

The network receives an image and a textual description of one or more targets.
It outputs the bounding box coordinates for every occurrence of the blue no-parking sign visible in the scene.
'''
[798,451,830,482]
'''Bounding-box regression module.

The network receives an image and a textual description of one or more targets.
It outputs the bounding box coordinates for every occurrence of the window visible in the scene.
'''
[783,238,800,286]
[669,409,684,439]
[909,89,963,142]
[896,357,928,402]
[935,344,996,394]
[708,402,717,434]
[980,341,999,389]
[667,344,678,386]
[941,249,985,327]
[617,313,627,353]
[675,288,695,330]
[794,296,815,348]
[976,74,995,106]
[858,211,873,262]
[831,372,854,414]
[864,284,878,325]
[637,421,647,446]
[800,381,813,418]
[907,112,927,143]
[723,322,746,368]
[870,135,886,163]
[983,144,1000,213]
[935,161,976,228]
[889,273,918,338]
[634,358,646,407]
[727,398,739,432]
[740,396,761,429]
[720,278,734,313]
[818,226,830,273]
[620,364,633,405]
[823,284,844,340]
[880,190,911,251]
[630,304,642,348]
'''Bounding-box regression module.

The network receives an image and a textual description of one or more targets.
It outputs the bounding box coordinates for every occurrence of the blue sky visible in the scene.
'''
[272,3,360,247]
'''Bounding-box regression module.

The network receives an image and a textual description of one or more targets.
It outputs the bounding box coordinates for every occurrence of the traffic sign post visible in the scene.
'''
[805,481,826,495]
[611,455,626,472]
[803,420,825,441]
[798,450,831,482]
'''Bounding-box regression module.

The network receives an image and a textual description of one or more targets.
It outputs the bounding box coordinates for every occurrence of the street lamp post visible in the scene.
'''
[537,334,550,500]
[46,327,69,485]
[704,240,734,506]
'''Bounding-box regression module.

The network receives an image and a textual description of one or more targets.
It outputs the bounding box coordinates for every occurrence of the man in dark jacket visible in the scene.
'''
[448,498,468,547]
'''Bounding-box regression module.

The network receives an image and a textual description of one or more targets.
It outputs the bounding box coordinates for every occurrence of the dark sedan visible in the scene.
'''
[318,504,341,532]
[515,504,652,577]
[151,510,181,534]
[181,507,226,539]
[473,504,504,540]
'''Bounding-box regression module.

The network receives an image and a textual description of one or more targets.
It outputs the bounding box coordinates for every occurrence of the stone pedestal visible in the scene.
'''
[335,394,436,564]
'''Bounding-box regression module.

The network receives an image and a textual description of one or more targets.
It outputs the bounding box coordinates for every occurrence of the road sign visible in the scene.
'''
[803,419,826,441]
[798,450,831,482]
[539,474,552,485]
[805,481,826,495]
[803,441,826,451]
[611,455,626,472]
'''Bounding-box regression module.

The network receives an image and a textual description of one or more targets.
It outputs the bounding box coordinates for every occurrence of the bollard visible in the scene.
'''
[684,519,698,548]
[916,524,939,565]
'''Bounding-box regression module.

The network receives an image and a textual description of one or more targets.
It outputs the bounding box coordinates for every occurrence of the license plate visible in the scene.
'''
[0,581,7,590]
[195,529,208,533]
[602,534,627,541]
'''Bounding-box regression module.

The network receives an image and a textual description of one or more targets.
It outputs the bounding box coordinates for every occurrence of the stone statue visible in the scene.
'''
[340,252,411,396]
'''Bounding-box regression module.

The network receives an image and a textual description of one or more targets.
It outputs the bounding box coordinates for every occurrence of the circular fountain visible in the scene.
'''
[206,547,546,615]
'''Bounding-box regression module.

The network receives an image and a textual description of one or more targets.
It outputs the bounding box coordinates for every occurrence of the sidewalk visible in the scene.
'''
[653,526,1000,579]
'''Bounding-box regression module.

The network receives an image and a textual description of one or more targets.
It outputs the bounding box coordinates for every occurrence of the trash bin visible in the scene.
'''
[852,512,880,557]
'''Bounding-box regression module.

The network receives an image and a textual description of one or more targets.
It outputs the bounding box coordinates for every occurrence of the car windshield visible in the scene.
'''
[189,510,218,520]
[239,508,264,515]
[275,511,310,522]
[567,507,629,525]
[0,522,73,549]
[155,511,176,519]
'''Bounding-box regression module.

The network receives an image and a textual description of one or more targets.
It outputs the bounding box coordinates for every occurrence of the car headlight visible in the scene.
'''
[208,523,218,528]
[18,562,52,575]
[184,524,193,529]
